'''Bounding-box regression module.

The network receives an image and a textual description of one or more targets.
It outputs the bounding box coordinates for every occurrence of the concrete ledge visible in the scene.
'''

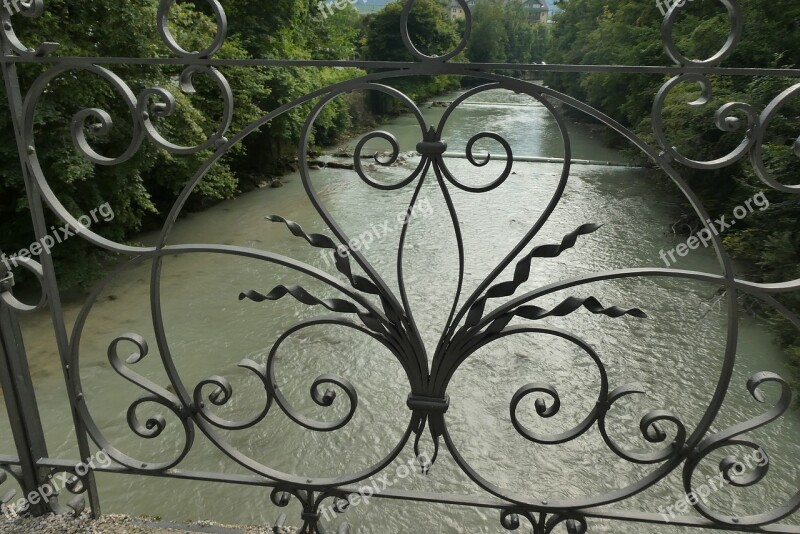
[0,512,298,533]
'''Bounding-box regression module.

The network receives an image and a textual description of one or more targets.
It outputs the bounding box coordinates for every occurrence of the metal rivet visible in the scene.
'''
[542,500,548,505]
[142,112,149,120]
[27,146,35,154]
[141,463,147,468]
[732,517,739,523]
[75,393,83,401]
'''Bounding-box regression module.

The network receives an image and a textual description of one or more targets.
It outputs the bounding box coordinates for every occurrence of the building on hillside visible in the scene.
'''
[449,0,477,20]
[449,0,549,24]
[521,0,549,23]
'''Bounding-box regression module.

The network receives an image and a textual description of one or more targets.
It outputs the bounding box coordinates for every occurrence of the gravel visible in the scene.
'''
[0,512,298,533]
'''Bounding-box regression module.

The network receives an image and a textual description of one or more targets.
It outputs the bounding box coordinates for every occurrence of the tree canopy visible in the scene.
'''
[0,0,364,287]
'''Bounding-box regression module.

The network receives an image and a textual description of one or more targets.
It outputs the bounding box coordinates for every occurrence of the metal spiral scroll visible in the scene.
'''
[138,65,234,154]
[507,328,608,446]
[17,0,233,255]
[0,255,46,312]
[598,384,687,464]
[157,0,228,59]
[264,317,370,432]
[23,66,234,255]
[501,509,588,534]
[661,0,743,68]
[652,73,759,169]
[400,0,471,62]
[434,84,518,192]
[269,487,353,534]
[104,332,195,470]
[0,0,58,57]
[192,358,271,431]
[681,372,799,527]
[751,83,800,192]
[42,465,90,517]
[0,463,85,517]
[654,0,798,180]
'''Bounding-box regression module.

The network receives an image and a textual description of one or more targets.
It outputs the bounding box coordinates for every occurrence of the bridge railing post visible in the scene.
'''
[0,256,51,517]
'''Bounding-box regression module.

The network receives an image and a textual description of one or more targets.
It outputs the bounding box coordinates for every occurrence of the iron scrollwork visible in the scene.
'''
[1,0,799,532]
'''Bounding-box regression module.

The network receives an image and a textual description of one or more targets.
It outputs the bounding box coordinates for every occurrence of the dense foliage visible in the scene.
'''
[362,0,463,111]
[545,0,800,377]
[0,0,365,288]
[2,1,260,286]
[467,0,550,64]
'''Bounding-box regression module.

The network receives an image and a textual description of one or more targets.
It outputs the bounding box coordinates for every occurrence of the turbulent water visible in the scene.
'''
[5,88,799,533]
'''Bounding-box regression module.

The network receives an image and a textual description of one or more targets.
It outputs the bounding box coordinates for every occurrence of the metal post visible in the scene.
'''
[1,29,101,517]
[0,260,50,516]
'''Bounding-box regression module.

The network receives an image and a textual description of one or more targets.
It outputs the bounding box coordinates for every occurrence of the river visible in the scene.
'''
[4,88,799,533]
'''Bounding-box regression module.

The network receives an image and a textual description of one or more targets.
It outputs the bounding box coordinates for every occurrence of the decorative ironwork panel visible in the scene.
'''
[0,0,798,532]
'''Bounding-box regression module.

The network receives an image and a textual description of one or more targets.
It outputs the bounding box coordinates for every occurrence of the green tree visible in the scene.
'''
[0,0,364,289]
[363,0,460,61]
[0,0,269,288]
[466,0,551,66]
[363,0,461,110]
[466,0,507,63]
[222,0,364,175]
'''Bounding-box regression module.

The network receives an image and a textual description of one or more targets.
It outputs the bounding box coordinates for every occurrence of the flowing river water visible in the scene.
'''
[3,88,799,533]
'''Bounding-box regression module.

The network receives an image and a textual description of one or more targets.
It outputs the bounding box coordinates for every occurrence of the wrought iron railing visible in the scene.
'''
[0,0,799,532]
